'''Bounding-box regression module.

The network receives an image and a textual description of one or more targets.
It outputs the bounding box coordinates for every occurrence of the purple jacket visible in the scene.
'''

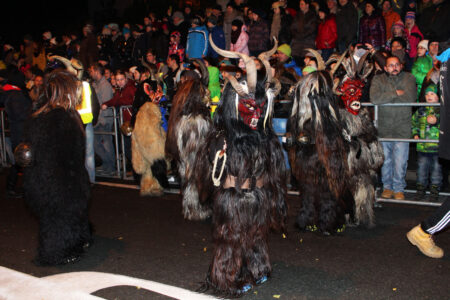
[358,14,386,49]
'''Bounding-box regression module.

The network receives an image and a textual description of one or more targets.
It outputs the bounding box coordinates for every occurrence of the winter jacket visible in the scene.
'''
[358,13,386,50]
[79,33,99,69]
[412,106,440,153]
[411,55,433,100]
[405,25,423,59]
[383,9,401,40]
[223,10,244,49]
[270,11,293,45]
[247,18,270,54]
[290,9,318,57]
[208,25,226,59]
[103,79,137,122]
[168,42,185,63]
[315,15,337,50]
[370,71,416,138]
[336,2,358,48]
[230,25,249,55]
[186,25,209,59]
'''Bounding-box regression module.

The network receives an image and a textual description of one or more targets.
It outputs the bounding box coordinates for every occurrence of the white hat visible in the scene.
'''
[418,40,429,51]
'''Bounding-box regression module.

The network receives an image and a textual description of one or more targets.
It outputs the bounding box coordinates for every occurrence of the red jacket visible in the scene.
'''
[104,79,136,121]
[315,15,337,50]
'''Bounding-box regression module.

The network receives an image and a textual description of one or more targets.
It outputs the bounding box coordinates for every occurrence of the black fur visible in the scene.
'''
[151,158,169,188]
[23,108,92,265]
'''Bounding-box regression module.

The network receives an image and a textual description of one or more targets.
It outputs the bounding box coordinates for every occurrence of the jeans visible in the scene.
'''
[85,122,95,183]
[94,114,116,172]
[381,142,409,193]
[417,152,442,188]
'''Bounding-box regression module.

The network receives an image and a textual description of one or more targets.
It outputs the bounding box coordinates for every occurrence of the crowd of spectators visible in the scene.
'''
[1,0,449,197]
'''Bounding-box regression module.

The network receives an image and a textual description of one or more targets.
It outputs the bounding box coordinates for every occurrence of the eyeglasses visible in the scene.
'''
[387,63,400,68]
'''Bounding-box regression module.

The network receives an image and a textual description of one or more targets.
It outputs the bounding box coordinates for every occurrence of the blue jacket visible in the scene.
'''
[207,26,225,59]
[186,25,209,59]
[284,59,302,77]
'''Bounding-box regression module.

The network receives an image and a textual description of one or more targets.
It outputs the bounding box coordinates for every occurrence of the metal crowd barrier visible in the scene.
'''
[93,107,122,179]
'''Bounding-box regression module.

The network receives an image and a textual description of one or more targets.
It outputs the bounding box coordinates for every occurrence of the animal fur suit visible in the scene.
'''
[132,101,167,196]
[193,77,288,297]
[340,107,384,227]
[22,108,91,265]
[287,71,351,234]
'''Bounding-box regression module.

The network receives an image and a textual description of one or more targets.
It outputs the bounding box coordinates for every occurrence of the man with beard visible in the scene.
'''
[370,55,416,200]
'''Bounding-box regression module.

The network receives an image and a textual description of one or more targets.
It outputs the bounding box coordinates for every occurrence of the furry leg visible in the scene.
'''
[353,176,375,228]
[244,229,271,283]
[296,191,316,230]
[182,183,212,220]
[140,173,164,197]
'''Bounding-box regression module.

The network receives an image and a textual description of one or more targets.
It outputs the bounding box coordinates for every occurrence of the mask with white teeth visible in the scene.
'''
[337,79,364,115]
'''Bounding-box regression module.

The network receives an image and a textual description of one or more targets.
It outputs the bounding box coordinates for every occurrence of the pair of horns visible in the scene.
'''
[47,55,84,80]
[209,34,278,97]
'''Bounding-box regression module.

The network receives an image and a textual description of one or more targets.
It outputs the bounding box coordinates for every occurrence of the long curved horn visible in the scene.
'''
[48,55,78,77]
[258,37,278,84]
[330,49,348,77]
[209,34,256,94]
[305,48,325,71]
[190,58,209,86]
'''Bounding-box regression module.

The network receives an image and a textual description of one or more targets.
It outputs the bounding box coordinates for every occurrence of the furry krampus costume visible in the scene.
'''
[20,70,91,265]
[286,49,351,235]
[333,50,384,227]
[194,36,287,297]
[165,59,213,220]
[132,79,169,196]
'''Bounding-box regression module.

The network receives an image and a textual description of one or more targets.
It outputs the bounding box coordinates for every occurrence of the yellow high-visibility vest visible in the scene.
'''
[77,81,93,124]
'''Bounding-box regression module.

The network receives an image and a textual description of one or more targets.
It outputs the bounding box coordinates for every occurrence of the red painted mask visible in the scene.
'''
[238,98,265,130]
[338,79,364,115]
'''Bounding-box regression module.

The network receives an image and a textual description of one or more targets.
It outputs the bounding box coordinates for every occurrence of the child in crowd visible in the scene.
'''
[412,84,442,201]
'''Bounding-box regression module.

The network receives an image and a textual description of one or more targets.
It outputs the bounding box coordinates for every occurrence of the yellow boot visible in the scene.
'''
[406,225,444,258]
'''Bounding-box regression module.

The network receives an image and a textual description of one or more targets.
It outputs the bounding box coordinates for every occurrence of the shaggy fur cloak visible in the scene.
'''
[132,101,168,196]
[340,108,384,227]
[23,108,91,265]
[194,71,288,297]
[166,79,213,220]
[287,71,351,234]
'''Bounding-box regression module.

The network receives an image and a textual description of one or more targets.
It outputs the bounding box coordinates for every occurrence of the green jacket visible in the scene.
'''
[411,55,433,101]
[411,106,440,153]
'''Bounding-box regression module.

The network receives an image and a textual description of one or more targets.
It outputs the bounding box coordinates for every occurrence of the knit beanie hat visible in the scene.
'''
[277,44,292,57]
[172,11,184,21]
[425,84,437,95]
[418,39,429,50]
[405,11,415,19]
[392,20,404,30]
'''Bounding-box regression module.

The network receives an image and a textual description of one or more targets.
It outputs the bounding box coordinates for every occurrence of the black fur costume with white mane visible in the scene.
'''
[193,37,287,297]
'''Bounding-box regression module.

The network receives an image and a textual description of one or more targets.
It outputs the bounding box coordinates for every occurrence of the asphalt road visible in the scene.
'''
[0,169,449,300]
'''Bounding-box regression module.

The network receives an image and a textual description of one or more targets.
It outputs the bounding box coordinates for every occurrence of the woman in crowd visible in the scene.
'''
[358,0,386,50]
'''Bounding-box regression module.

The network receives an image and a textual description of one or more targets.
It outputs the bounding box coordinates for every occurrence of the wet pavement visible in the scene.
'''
[0,168,449,299]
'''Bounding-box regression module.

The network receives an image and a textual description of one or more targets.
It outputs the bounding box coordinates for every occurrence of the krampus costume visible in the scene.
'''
[194,36,287,297]
[131,78,168,196]
[334,50,384,227]
[286,50,351,235]
[165,59,213,220]
[18,69,91,265]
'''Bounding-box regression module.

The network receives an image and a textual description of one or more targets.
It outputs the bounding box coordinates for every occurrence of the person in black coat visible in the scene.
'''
[20,69,92,265]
